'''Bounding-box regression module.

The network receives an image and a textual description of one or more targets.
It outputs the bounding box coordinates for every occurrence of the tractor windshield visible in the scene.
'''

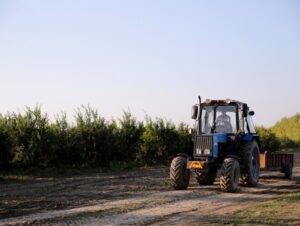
[201,105,237,134]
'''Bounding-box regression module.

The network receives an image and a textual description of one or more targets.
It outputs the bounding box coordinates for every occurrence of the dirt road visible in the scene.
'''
[1,154,300,225]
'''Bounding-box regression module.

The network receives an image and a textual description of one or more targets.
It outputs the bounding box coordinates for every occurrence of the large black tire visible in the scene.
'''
[170,156,190,190]
[283,163,293,179]
[196,170,217,185]
[220,158,240,192]
[240,141,260,187]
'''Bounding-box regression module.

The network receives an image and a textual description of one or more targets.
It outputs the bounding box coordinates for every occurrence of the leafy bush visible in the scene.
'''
[271,114,300,148]
[176,123,193,157]
[46,113,76,167]
[137,118,188,165]
[6,106,50,168]
[117,112,144,163]
[72,106,119,167]
[137,118,161,165]
[255,126,280,152]
[256,113,300,151]
[0,117,13,170]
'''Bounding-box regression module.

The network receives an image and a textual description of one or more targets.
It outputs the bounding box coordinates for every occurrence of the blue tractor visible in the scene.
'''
[170,97,261,192]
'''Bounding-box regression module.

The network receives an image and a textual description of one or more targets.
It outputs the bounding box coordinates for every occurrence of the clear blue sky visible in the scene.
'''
[0,0,299,127]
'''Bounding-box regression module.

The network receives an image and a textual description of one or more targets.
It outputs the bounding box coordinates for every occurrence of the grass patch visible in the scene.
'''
[284,192,300,201]
[213,202,300,225]
[0,174,35,182]
[209,192,300,225]
[259,201,288,208]
[0,168,86,181]
[0,163,162,181]
[0,166,122,181]
[1,167,92,176]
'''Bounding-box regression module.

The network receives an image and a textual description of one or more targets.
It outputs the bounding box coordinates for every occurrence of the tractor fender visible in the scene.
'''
[177,153,189,159]
[226,155,241,162]
[243,134,254,141]
[243,134,262,153]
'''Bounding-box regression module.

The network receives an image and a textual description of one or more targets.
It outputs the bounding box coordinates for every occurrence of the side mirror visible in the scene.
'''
[249,111,255,116]
[191,105,198,119]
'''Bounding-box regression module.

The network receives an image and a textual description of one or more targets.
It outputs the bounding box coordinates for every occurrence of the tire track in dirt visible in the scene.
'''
[2,170,299,226]
[0,167,171,219]
[1,162,299,226]
[156,168,300,226]
[55,178,298,226]
[0,189,214,225]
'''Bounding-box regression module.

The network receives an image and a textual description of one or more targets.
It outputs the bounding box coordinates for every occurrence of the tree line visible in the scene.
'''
[256,113,300,152]
[0,106,193,171]
[0,107,299,171]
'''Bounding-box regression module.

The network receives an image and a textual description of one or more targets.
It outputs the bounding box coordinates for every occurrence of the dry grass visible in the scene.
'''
[208,192,300,225]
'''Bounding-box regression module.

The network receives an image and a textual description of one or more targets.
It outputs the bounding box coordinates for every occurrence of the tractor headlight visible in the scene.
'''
[204,149,211,155]
[196,148,202,155]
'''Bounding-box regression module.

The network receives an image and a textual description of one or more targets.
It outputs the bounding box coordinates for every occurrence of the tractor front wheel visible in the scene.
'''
[220,158,240,192]
[170,156,190,190]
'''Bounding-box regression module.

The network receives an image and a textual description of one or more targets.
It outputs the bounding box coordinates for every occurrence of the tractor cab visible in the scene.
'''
[192,98,256,135]
[190,98,258,160]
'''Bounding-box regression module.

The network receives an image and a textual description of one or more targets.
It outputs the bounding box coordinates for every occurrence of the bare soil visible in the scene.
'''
[1,154,300,225]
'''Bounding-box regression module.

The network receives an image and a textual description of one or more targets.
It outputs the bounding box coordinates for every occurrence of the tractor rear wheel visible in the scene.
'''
[240,141,260,187]
[196,170,217,185]
[220,158,240,192]
[170,156,190,190]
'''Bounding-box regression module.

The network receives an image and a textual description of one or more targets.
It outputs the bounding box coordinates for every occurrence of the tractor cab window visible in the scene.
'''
[215,106,237,133]
[200,105,237,134]
[247,115,256,133]
[239,108,245,133]
[201,106,214,133]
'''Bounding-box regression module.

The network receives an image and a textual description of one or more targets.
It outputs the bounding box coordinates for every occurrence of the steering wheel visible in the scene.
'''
[215,124,228,133]
[216,121,233,133]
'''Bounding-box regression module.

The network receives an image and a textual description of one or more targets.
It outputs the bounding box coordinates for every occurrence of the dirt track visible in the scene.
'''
[1,154,300,225]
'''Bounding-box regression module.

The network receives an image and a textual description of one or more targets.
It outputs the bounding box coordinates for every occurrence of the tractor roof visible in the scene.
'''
[203,99,246,107]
